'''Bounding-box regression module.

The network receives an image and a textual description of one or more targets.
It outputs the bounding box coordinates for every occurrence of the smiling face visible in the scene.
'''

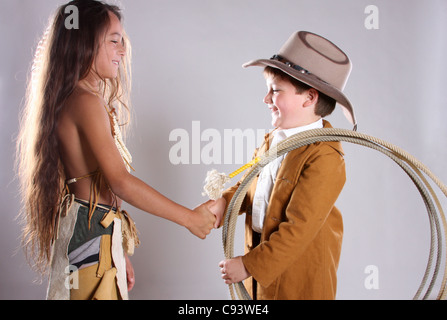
[93,11,125,80]
[263,75,320,130]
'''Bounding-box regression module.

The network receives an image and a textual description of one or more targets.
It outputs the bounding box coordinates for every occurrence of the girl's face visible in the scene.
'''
[93,11,125,80]
[263,76,309,130]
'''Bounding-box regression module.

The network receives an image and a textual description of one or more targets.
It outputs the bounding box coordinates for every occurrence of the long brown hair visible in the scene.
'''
[16,0,132,275]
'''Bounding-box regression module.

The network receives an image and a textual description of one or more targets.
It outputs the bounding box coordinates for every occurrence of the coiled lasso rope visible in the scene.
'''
[203,128,447,300]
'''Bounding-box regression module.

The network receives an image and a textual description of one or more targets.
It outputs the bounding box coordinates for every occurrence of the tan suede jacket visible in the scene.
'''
[222,120,346,300]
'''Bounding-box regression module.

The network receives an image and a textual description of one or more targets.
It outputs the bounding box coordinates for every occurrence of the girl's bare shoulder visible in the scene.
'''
[62,86,109,127]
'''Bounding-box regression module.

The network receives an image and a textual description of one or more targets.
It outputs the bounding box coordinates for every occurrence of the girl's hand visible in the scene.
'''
[125,254,135,291]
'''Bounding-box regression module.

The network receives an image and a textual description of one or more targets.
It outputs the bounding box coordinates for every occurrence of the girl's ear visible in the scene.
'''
[303,88,319,107]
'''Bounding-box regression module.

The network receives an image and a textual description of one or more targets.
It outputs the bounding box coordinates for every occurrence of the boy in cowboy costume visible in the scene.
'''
[217,31,357,300]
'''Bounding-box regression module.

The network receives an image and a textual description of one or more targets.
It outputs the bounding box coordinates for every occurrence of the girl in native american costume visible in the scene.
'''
[16,0,219,300]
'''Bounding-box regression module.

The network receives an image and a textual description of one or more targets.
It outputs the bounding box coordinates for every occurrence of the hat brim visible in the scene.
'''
[243,59,357,129]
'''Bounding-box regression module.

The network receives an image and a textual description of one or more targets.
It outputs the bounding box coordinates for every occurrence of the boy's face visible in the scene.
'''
[264,76,312,130]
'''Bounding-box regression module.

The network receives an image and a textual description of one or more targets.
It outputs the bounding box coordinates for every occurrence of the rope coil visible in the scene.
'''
[214,128,447,300]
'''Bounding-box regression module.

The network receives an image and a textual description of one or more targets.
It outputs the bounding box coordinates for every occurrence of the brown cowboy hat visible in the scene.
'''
[243,31,357,130]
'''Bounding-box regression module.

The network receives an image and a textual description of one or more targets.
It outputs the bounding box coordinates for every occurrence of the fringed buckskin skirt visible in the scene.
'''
[46,196,130,300]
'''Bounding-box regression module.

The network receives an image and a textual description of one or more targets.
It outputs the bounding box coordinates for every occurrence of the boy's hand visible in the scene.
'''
[219,256,250,284]
[206,197,226,228]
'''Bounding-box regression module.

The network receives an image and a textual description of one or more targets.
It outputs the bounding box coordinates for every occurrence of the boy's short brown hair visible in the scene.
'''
[264,66,336,118]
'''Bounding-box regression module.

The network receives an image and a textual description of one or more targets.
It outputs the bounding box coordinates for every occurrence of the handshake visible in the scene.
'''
[187,197,227,239]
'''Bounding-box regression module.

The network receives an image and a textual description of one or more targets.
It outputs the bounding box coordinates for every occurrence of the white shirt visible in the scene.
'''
[251,119,323,233]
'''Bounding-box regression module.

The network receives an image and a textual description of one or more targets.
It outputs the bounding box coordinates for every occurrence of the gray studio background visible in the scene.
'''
[1,0,446,299]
